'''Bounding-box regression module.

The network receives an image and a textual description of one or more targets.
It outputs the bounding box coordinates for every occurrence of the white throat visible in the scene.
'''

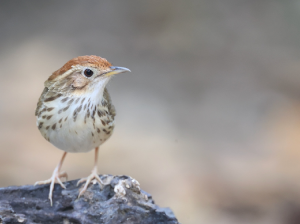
[89,77,111,102]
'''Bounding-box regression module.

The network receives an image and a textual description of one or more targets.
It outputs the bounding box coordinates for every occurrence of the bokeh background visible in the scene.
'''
[1,1,300,223]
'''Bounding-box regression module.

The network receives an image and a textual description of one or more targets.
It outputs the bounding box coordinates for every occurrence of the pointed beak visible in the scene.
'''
[105,66,131,77]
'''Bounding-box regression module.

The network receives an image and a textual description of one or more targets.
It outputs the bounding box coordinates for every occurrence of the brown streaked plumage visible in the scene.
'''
[34,55,130,206]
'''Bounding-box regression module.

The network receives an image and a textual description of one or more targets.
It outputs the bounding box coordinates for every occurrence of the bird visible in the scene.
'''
[34,55,130,205]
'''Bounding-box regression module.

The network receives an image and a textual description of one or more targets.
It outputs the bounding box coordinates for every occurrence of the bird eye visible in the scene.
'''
[84,69,94,77]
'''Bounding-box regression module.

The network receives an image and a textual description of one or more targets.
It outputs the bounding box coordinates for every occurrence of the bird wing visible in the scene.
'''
[103,87,116,119]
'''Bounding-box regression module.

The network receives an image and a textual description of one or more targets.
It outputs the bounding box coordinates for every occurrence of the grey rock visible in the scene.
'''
[0,175,179,224]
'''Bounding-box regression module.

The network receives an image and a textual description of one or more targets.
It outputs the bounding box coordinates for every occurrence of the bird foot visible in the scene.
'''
[34,170,68,206]
[77,167,103,198]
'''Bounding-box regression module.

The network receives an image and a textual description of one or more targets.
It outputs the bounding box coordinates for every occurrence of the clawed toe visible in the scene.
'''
[34,170,68,206]
[77,167,103,198]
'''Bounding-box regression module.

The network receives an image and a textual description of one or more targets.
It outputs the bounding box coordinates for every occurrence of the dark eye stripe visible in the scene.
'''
[84,69,93,77]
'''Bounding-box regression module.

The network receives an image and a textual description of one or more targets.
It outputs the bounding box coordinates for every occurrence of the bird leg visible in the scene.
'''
[34,152,68,206]
[77,147,103,198]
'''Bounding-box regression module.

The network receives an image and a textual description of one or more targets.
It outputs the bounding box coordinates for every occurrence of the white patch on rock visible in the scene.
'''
[114,180,127,197]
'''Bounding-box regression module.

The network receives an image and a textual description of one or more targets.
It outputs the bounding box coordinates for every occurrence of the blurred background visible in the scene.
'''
[1,0,300,223]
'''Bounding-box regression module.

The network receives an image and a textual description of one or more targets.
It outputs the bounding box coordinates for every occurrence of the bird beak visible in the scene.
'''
[105,66,131,77]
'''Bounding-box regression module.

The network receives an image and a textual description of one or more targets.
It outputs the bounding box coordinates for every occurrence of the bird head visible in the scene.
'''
[45,55,130,96]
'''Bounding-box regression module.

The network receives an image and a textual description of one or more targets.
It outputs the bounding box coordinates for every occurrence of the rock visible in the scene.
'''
[0,175,179,224]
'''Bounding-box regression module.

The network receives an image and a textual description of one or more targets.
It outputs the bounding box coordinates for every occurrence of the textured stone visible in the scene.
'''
[0,175,178,224]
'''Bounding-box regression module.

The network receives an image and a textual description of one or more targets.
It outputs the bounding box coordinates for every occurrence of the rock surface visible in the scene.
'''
[0,175,179,224]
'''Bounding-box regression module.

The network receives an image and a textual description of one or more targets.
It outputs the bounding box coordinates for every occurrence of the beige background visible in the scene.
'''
[1,1,300,223]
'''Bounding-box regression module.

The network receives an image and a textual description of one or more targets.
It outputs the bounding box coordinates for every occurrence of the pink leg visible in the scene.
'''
[34,152,68,206]
[77,147,103,198]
